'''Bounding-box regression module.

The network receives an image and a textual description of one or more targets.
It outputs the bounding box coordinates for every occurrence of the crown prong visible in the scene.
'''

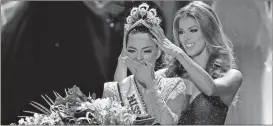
[126,16,133,24]
[130,7,138,16]
[149,8,157,17]
[139,8,147,18]
[138,3,149,11]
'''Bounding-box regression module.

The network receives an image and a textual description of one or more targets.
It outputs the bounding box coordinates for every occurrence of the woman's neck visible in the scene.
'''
[191,47,210,69]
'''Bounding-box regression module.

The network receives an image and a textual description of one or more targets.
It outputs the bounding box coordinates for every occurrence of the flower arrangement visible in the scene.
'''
[11,85,137,125]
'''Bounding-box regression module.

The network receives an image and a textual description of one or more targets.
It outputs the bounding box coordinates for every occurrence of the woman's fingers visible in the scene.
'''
[123,57,136,73]
[151,38,169,52]
[121,46,127,57]
[128,66,136,74]
[144,57,153,69]
[150,26,165,39]
[125,57,142,68]
[124,61,136,74]
[144,58,155,79]
[151,38,162,47]
[150,29,163,43]
[148,26,160,38]
[123,57,144,74]
[158,26,165,37]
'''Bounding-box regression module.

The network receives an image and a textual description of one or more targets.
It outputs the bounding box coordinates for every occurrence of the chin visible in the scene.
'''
[186,52,195,57]
[186,50,202,57]
[185,49,195,56]
[185,45,206,57]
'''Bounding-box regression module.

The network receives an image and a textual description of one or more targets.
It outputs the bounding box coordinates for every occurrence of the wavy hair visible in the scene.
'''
[165,1,237,79]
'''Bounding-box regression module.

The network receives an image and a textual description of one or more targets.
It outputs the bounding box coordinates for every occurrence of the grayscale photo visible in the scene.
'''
[1,0,272,125]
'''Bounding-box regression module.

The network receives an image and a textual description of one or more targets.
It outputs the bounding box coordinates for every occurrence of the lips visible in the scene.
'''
[185,43,195,48]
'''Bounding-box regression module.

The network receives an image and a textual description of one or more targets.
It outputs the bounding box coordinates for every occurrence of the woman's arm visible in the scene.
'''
[176,51,243,104]
[144,78,189,124]
[113,58,128,82]
[148,25,242,105]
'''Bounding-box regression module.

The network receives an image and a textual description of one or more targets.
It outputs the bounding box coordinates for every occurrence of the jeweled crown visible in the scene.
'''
[124,3,161,31]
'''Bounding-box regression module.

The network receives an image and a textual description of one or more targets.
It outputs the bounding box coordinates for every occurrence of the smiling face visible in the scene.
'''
[178,17,206,57]
[126,32,159,66]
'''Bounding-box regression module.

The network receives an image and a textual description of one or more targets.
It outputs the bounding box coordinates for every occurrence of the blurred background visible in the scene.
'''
[1,0,272,125]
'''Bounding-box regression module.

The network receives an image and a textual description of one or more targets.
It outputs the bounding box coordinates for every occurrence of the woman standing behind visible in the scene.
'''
[150,1,243,125]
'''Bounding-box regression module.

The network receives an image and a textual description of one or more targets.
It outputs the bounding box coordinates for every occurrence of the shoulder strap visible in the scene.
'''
[117,82,124,106]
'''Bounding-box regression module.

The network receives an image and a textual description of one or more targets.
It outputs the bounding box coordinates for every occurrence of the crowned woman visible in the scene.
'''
[102,3,190,125]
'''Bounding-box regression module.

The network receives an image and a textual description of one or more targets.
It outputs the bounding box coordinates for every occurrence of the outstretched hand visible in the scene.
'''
[123,56,156,89]
[149,25,183,58]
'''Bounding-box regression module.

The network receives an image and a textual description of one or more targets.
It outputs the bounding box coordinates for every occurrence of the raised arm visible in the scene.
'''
[175,51,242,105]
[113,56,128,82]
[149,25,243,106]
[114,28,128,82]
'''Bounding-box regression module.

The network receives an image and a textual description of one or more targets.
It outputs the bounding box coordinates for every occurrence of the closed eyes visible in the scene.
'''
[143,50,152,53]
[127,49,152,53]
[127,49,135,53]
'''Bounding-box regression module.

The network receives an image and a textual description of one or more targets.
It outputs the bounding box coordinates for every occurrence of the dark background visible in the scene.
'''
[1,1,188,124]
[1,0,272,125]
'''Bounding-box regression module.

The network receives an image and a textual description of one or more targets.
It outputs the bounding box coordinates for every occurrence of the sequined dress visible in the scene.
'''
[178,93,229,125]
[103,75,189,125]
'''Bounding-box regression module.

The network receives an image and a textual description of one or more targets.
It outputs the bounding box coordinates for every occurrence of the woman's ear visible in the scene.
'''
[156,49,162,59]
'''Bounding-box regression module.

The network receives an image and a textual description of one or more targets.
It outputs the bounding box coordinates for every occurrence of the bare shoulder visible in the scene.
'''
[227,69,243,78]
[225,69,243,87]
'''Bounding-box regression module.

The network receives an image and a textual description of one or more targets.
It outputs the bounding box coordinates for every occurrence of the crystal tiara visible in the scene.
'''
[124,3,161,31]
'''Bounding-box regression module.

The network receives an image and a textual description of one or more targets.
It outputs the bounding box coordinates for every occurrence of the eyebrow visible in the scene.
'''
[188,26,198,29]
[127,46,136,49]
[127,46,153,49]
[143,46,153,49]
[178,25,198,30]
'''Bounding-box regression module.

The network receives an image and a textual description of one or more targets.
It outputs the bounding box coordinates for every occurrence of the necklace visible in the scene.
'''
[132,78,148,114]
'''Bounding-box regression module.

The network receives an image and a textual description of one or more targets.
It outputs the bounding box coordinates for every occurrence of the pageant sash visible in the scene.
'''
[119,76,148,115]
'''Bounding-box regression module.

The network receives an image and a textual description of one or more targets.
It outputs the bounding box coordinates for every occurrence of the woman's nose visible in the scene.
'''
[183,34,191,43]
[136,52,144,61]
